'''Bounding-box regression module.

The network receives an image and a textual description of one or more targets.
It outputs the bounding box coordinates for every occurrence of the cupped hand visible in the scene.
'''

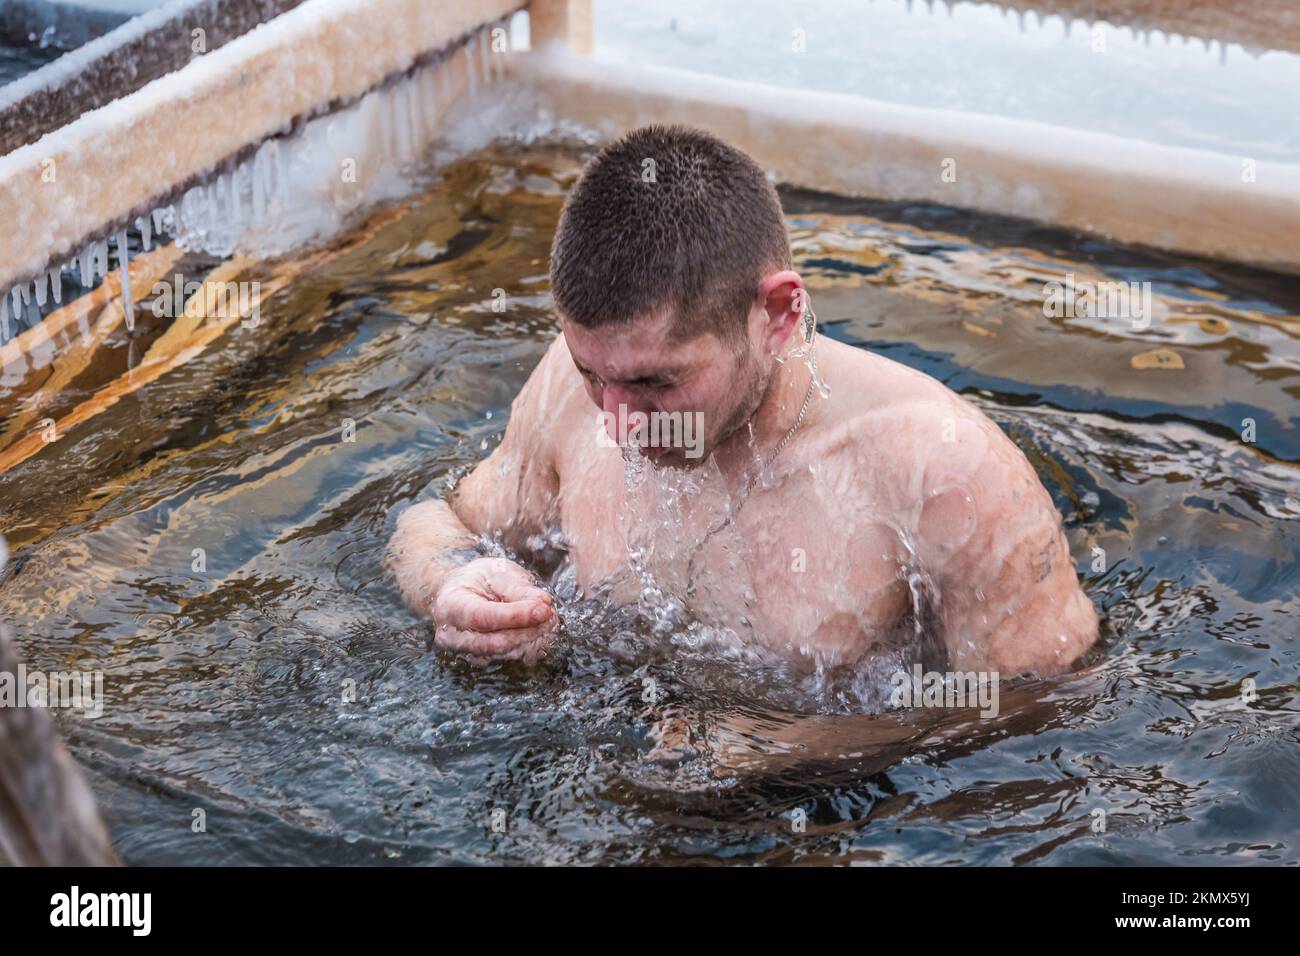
[431,557,559,664]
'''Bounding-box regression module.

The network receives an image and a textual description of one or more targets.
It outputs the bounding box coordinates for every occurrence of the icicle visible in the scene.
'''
[487,24,501,82]
[274,139,288,205]
[407,77,424,149]
[207,181,219,232]
[48,267,61,305]
[230,167,242,228]
[404,83,419,158]
[175,190,191,236]
[410,69,430,144]
[390,88,407,163]
[198,183,212,235]
[152,206,166,237]
[183,188,197,236]
[385,88,398,162]
[116,229,134,331]
[212,174,226,228]
[1,294,10,344]
[397,83,414,159]
[34,270,48,308]
[138,215,152,252]
[372,93,390,166]
[10,285,23,317]
[261,144,274,202]
[93,239,109,280]
[252,155,266,222]
[388,89,403,162]
[432,61,443,117]
[466,34,478,98]
[78,244,94,286]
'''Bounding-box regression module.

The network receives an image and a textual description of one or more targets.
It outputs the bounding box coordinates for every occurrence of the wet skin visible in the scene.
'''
[388,271,1099,677]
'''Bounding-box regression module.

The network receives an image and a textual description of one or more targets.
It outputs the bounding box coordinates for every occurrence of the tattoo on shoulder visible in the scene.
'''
[1036,540,1055,582]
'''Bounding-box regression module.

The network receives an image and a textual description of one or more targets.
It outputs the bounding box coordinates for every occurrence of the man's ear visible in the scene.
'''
[757,270,806,354]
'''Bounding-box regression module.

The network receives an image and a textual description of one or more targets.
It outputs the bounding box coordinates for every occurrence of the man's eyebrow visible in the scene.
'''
[574,361,687,383]
[620,367,686,384]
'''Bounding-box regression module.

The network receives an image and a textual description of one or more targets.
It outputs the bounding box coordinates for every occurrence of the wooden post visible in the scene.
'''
[529,0,592,54]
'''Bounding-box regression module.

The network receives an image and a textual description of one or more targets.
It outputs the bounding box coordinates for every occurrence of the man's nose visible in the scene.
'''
[602,385,640,418]
[601,386,654,442]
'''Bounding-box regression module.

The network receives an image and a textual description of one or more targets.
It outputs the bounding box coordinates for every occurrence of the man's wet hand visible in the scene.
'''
[430,557,559,663]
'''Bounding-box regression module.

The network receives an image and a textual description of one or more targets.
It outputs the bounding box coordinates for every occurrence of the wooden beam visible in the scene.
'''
[519,51,1300,275]
[0,0,523,292]
[529,0,592,54]
[988,0,1300,56]
[0,0,308,157]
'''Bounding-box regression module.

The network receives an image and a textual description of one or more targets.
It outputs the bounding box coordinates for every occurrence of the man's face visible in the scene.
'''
[561,305,770,468]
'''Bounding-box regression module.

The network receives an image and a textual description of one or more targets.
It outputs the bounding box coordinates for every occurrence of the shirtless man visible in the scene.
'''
[388,124,1098,682]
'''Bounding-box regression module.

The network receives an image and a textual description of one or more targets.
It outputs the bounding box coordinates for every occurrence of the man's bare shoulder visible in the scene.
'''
[820,338,949,411]
[805,340,1063,560]
[508,333,592,452]
[803,339,993,488]
[519,333,583,409]
[812,341,1096,674]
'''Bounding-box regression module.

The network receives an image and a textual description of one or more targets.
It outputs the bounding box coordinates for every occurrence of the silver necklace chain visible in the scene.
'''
[765,333,818,468]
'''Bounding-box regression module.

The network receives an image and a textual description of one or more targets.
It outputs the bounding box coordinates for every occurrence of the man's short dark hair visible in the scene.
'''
[549,124,792,343]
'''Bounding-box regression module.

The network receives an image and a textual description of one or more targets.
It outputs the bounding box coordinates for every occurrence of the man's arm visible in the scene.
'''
[915,408,1099,677]
[387,337,567,661]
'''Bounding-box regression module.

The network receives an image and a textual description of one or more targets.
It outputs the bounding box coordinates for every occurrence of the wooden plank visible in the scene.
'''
[0,0,308,156]
[521,51,1300,275]
[529,0,592,54]
[0,0,523,292]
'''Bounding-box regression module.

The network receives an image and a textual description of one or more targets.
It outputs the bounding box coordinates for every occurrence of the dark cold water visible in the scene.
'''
[0,139,1296,865]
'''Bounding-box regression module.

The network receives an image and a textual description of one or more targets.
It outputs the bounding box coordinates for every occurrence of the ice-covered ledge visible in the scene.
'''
[517,49,1300,275]
[0,0,522,294]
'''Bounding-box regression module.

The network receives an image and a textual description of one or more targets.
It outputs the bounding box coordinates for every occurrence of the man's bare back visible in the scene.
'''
[386,124,1097,682]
